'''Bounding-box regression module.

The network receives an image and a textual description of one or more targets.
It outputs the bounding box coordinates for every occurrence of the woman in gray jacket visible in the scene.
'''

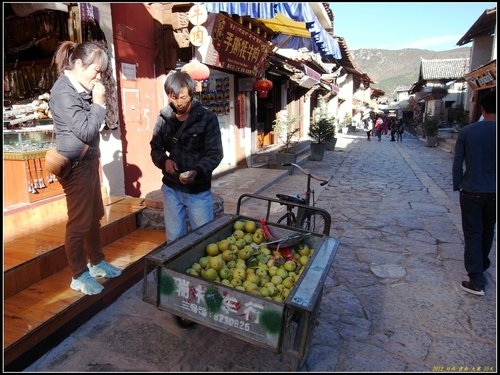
[49,41,122,295]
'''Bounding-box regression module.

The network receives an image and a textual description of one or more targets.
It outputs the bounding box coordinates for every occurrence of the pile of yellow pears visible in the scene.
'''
[185,219,314,302]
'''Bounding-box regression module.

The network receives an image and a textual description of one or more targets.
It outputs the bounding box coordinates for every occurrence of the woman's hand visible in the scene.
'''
[91,81,106,106]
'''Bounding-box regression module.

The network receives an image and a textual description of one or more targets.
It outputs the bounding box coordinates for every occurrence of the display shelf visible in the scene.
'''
[3,123,55,153]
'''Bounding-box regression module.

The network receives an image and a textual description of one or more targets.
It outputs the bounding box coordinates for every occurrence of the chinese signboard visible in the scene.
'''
[198,13,269,77]
[189,25,208,47]
[159,267,284,350]
[464,61,496,90]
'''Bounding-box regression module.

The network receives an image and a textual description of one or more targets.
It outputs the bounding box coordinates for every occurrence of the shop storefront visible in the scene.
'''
[3,4,74,208]
[463,59,496,121]
[3,3,124,209]
[196,11,272,164]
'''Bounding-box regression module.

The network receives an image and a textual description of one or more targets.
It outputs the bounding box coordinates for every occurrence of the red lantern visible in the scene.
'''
[255,78,273,98]
[181,58,210,92]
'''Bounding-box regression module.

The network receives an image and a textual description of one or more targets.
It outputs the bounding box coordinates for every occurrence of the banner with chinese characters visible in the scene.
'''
[159,267,284,350]
[197,13,269,77]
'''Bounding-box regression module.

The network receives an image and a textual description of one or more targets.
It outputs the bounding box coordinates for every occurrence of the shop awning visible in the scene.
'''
[205,3,341,60]
[257,13,311,38]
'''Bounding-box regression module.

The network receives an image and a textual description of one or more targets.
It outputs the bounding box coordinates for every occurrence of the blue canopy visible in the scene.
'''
[204,2,342,59]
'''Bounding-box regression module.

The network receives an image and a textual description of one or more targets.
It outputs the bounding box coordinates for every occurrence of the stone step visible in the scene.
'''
[437,131,458,154]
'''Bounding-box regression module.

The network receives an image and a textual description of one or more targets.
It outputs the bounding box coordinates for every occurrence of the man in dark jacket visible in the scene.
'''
[150,71,223,243]
[452,90,496,296]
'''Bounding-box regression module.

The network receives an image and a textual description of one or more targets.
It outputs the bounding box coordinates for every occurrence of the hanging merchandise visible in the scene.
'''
[200,73,231,117]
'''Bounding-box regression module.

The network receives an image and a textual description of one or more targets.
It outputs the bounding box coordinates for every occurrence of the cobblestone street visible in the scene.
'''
[25,132,496,372]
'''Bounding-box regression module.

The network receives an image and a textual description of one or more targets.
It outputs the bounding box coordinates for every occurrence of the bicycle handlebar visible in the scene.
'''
[283,163,330,185]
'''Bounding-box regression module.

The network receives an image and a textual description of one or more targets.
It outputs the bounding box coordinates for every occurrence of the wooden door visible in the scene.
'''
[111,3,162,198]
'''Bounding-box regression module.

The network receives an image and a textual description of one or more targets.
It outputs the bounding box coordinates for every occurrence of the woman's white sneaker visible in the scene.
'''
[88,260,122,278]
[70,271,104,295]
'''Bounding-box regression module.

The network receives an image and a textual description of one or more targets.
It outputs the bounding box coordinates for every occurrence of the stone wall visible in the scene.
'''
[437,130,458,154]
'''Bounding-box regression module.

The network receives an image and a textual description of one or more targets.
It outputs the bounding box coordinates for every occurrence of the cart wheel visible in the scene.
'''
[174,315,197,329]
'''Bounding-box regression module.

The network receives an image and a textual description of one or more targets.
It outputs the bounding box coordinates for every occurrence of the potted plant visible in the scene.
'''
[309,109,336,161]
[271,113,300,166]
[341,113,352,134]
[423,114,439,147]
[326,118,339,151]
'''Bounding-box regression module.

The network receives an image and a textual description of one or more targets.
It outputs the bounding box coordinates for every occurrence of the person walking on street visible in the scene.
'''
[49,41,122,295]
[452,90,496,296]
[396,119,405,142]
[390,118,398,141]
[382,116,389,135]
[365,117,373,141]
[374,116,383,141]
[150,71,224,243]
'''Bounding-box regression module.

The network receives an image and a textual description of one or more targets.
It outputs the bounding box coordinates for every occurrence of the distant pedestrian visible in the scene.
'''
[390,118,397,141]
[452,91,496,296]
[365,117,374,141]
[382,116,389,135]
[374,116,383,141]
[396,119,405,141]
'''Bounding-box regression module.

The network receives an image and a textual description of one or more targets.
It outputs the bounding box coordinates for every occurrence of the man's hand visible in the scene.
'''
[179,170,197,184]
[164,159,178,175]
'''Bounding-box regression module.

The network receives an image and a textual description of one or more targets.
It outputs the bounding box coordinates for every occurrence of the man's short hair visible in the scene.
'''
[480,91,496,114]
[164,71,196,97]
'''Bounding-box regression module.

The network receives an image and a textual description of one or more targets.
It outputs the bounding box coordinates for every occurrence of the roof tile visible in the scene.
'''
[420,58,470,80]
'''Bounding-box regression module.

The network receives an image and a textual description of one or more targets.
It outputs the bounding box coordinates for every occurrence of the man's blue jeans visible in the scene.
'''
[161,184,213,243]
[460,190,496,289]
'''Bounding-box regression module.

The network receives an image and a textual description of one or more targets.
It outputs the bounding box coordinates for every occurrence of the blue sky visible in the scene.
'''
[330,2,497,51]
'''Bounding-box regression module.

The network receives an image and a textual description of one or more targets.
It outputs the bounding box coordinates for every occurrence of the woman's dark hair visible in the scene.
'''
[52,41,108,76]
[164,71,196,97]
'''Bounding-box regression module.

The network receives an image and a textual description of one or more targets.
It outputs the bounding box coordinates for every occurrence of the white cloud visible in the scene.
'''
[349,35,465,51]
[400,35,462,50]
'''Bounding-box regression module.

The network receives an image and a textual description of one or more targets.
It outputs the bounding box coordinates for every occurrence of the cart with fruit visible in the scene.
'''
[142,194,339,369]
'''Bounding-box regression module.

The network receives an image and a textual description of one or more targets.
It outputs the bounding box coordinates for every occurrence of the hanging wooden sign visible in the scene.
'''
[189,25,208,47]
[188,4,208,26]
[198,13,269,77]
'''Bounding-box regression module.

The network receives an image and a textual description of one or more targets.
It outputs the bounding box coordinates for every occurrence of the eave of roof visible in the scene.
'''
[456,7,496,46]
[333,36,374,84]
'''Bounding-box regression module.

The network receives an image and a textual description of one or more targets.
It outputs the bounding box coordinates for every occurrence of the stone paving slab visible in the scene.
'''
[24,132,497,372]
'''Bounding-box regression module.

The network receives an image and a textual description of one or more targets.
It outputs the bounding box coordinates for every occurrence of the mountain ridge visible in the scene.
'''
[349,47,472,98]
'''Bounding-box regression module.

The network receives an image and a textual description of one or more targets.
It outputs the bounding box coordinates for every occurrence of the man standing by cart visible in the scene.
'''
[150,71,223,243]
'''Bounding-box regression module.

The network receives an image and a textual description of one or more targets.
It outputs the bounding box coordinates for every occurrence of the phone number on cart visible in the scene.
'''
[213,314,250,331]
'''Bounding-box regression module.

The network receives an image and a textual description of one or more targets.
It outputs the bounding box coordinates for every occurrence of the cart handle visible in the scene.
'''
[236,193,331,236]
[283,163,330,186]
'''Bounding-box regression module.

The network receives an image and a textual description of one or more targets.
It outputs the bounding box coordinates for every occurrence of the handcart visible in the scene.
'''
[142,194,340,369]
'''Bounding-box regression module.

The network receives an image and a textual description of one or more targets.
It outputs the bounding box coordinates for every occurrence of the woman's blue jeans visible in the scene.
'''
[161,184,213,243]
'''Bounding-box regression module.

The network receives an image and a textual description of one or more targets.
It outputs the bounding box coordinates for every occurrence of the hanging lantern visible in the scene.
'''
[181,58,210,92]
[254,77,273,98]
